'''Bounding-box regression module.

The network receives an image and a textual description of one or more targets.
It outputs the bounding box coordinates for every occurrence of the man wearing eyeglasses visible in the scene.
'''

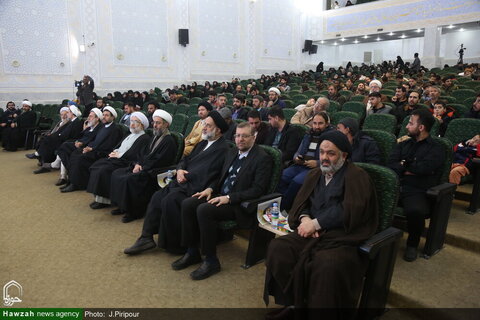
[172,122,273,280]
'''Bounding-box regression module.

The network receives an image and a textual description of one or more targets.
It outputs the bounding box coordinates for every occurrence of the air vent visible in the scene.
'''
[377,28,383,32]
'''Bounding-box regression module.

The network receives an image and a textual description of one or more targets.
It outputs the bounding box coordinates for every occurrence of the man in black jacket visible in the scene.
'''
[264,106,303,165]
[2,100,36,151]
[109,110,178,223]
[464,94,480,119]
[60,107,123,193]
[171,122,272,280]
[387,109,445,262]
[336,117,381,164]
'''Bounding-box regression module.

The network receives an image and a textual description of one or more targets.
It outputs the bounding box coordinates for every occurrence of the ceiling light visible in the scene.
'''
[388,32,394,36]
[416,28,422,33]
[320,40,325,44]
[334,42,338,46]
[400,34,406,39]
[447,25,455,29]
[354,39,359,44]
[363,35,368,39]
[376,37,381,41]
[340,38,346,41]
[459,28,465,32]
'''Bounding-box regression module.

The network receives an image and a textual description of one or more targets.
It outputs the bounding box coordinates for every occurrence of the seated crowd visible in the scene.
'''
[2,62,480,314]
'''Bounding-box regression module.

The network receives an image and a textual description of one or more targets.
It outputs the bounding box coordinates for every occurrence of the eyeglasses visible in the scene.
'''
[234,134,252,139]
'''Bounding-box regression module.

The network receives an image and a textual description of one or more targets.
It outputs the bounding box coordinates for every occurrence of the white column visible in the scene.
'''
[422,26,441,69]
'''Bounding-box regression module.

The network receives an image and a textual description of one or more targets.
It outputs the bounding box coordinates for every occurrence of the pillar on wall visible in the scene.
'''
[422,26,441,69]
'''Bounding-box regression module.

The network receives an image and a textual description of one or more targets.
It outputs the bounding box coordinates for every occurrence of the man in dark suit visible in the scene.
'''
[109,110,178,223]
[264,106,304,164]
[2,100,36,151]
[247,110,269,145]
[231,94,248,121]
[60,106,123,193]
[124,111,230,255]
[171,122,272,280]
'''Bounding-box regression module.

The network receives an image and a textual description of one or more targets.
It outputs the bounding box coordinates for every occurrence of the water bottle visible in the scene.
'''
[271,202,279,229]
[166,170,174,185]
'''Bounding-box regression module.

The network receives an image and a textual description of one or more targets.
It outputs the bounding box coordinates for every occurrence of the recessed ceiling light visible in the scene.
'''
[376,37,381,41]
[388,32,394,36]
[334,42,338,46]
[400,34,406,39]
[447,25,455,29]
[416,28,422,33]
[354,39,359,44]
[459,28,465,32]
[320,40,325,44]
[340,38,346,41]
[363,35,369,39]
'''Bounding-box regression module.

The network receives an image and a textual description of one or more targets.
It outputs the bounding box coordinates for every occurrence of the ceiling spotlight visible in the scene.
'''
[416,28,422,33]
[459,28,465,32]
[340,38,346,41]
[320,40,325,44]
[334,42,338,46]
[400,34,407,39]
[447,25,455,29]
[376,37,381,41]
[388,32,394,36]
[354,39,359,44]
[363,35,369,39]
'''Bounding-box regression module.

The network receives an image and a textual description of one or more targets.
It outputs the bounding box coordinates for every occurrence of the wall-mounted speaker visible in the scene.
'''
[179,29,189,47]
[309,45,318,55]
[302,40,312,53]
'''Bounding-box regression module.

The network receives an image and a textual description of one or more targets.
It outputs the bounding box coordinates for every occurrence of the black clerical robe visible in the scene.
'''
[68,122,123,189]
[57,123,102,169]
[144,137,229,253]
[86,133,150,197]
[2,110,36,151]
[37,118,83,163]
[109,132,178,218]
[264,162,378,314]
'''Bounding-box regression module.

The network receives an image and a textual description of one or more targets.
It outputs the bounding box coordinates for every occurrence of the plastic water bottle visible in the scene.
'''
[271,202,279,229]
[166,170,174,185]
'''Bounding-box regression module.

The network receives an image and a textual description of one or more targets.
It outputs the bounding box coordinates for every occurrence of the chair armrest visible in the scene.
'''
[359,227,403,259]
[240,193,282,212]
[426,182,457,198]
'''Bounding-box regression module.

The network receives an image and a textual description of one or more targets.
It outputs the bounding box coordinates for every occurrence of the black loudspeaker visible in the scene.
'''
[309,45,318,55]
[179,29,189,46]
[302,40,312,52]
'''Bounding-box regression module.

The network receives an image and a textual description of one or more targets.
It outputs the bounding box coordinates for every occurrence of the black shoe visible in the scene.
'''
[59,182,70,190]
[124,236,156,255]
[190,260,221,280]
[26,153,39,159]
[171,253,202,271]
[90,202,110,210]
[265,307,295,320]
[33,167,51,174]
[122,215,136,223]
[61,184,78,193]
[111,208,123,215]
[403,246,418,262]
[55,179,68,186]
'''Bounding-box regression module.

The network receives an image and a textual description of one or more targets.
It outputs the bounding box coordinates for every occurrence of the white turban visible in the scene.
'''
[60,107,70,113]
[130,111,149,129]
[90,107,103,120]
[22,100,32,107]
[369,79,382,89]
[103,106,117,118]
[69,105,82,117]
[153,109,172,125]
[268,87,281,96]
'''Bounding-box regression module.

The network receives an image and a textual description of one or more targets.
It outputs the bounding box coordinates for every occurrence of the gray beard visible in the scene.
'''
[320,156,346,175]
[202,131,215,141]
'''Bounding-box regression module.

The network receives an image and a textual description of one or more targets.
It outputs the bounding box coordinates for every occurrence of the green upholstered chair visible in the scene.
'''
[169,131,185,164]
[291,94,308,105]
[362,129,397,166]
[283,99,294,109]
[170,113,188,134]
[451,89,476,104]
[114,108,124,123]
[184,115,200,137]
[290,123,310,137]
[355,162,403,318]
[439,95,457,104]
[363,114,397,134]
[393,137,457,258]
[331,111,360,125]
[342,101,366,119]
[319,90,329,96]
[189,97,203,104]
[444,118,480,214]
[218,145,283,269]
[339,90,353,99]
[463,96,476,109]
[351,95,366,102]
[380,89,395,96]
[447,103,468,118]
[234,119,246,124]
[282,108,296,122]
[162,104,177,116]
[328,100,341,112]
[303,90,316,97]
[185,105,198,117]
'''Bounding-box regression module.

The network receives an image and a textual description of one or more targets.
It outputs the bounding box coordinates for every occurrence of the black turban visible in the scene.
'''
[208,110,229,133]
[320,130,352,158]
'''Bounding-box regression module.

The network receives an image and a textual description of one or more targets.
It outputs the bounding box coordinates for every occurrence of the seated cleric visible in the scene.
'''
[263,130,378,318]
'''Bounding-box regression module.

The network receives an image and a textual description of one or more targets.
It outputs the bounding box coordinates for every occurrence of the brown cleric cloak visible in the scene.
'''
[264,161,378,311]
